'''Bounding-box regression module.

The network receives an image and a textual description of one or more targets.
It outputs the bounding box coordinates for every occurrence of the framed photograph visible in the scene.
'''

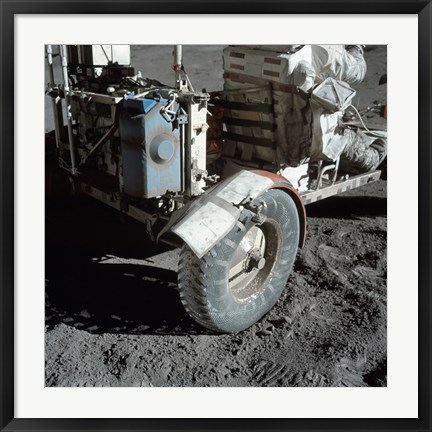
[1,1,430,431]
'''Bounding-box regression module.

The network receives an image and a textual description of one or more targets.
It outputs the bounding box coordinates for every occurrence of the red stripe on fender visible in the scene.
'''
[251,170,307,248]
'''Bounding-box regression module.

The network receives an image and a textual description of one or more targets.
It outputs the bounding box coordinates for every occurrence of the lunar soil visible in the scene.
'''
[45,45,387,387]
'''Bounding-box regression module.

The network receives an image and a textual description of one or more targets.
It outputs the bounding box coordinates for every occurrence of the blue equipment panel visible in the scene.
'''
[119,96,181,198]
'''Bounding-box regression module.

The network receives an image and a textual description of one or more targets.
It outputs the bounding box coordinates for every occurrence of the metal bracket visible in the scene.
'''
[315,158,340,190]
[243,200,267,224]
[79,105,120,166]
[160,97,178,123]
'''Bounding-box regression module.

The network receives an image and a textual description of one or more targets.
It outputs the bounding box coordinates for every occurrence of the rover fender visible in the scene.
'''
[158,169,306,258]
[252,170,307,248]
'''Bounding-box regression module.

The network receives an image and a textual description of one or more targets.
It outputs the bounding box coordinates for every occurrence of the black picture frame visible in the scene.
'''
[1,1,430,431]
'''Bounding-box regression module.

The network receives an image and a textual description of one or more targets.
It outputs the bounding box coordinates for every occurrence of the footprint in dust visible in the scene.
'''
[318,244,349,263]
[252,360,289,386]
[351,266,379,278]
[333,356,368,387]
[290,370,327,387]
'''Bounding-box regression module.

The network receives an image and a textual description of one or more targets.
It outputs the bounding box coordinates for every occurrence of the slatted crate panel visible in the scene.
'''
[222,82,311,165]
[223,80,275,140]
[221,79,276,161]
[223,45,312,85]
[222,46,313,166]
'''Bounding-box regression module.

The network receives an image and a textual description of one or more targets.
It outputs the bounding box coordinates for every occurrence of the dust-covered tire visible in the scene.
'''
[177,189,300,333]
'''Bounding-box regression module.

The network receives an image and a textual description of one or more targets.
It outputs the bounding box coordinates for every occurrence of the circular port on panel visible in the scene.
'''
[149,135,175,164]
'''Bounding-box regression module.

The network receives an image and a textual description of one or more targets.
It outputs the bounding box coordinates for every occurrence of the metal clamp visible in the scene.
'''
[243,199,267,225]
[160,98,178,123]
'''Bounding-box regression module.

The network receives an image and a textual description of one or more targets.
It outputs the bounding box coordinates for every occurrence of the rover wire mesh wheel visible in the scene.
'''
[177,189,300,333]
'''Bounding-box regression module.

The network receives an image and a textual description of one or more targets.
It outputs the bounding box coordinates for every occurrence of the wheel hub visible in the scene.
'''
[245,248,266,272]
[228,219,282,304]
